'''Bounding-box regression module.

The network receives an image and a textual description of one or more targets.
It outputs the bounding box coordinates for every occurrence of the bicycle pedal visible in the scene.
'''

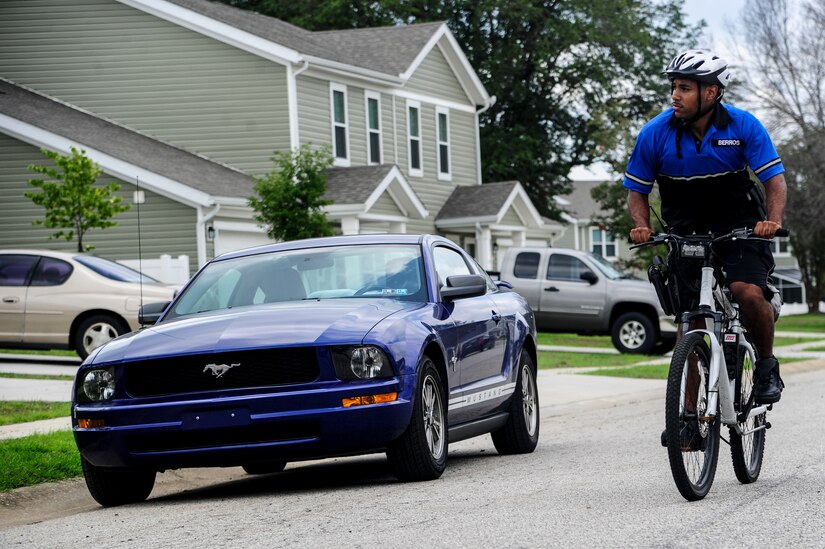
[765,422,772,429]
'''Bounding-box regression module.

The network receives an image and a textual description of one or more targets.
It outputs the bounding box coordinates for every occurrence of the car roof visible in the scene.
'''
[0,249,80,260]
[214,234,455,261]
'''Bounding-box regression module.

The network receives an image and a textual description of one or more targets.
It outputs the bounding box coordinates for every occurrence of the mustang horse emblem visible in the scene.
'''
[203,362,241,378]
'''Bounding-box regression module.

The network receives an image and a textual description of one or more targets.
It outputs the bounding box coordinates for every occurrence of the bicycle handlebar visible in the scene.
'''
[629,227,790,250]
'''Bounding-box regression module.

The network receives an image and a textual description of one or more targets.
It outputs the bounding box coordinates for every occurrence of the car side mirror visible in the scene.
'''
[139,301,171,326]
[441,274,487,301]
[580,271,598,285]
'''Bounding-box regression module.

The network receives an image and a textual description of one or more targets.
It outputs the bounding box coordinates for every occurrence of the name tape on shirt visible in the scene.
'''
[713,139,745,147]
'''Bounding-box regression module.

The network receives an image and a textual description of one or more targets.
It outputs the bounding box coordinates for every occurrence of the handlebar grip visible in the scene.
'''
[775,228,789,238]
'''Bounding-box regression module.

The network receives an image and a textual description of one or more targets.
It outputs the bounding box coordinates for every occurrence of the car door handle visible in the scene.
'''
[2,297,19,303]
[544,286,560,292]
[491,312,502,323]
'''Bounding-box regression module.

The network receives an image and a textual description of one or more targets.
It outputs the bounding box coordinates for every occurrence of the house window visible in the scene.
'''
[771,236,791,257]
[365,91,382,165]
[330,83,349,166]
[590,228,617,258]
[407,100,422,177]
[436,106,451,180]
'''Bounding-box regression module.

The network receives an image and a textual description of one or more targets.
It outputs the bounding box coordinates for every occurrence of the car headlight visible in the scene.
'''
[331,346,394,380]
[77,367,116,402]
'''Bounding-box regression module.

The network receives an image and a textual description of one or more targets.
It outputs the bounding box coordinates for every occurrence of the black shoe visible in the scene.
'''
[755,356,784,404]
[660,416,704,451]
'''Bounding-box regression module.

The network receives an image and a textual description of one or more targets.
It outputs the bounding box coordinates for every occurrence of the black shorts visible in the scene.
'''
[670,240,775,314]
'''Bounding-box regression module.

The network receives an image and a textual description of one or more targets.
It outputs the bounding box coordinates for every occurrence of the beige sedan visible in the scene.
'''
[0,250,176,359]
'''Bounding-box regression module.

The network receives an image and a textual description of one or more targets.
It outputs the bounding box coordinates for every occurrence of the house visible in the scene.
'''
[0,0,562,277]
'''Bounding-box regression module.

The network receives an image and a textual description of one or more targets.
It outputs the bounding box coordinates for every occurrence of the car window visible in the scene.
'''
[514,252,540,279]
[74,255,159,283]
[433,246,472,288]
[0,255,39,286]
[167,245,426,320]
[547,254,592,282]
[30,257,73,286]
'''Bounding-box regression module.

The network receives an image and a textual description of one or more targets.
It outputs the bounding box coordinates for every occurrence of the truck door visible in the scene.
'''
[537,252,606,330]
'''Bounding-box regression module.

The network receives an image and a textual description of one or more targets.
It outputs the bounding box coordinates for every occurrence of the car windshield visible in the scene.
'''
[74,255,160,283]
[167,244,426,319]
[587,253,630,280]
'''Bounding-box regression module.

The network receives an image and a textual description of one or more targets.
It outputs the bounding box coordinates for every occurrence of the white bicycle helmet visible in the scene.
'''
[664,49,732,89]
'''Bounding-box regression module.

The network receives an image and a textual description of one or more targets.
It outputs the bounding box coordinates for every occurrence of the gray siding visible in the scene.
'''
[0,134,199,272]
[369,192,404,217]
[405,48,470,104]
[297,75,331,151]
[0,0,290,176]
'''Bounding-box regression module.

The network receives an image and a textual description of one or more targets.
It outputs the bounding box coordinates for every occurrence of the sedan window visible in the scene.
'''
[433,246,472,288]
[0,255,39,286]
[74,255,159,283]
[30,257,73,286]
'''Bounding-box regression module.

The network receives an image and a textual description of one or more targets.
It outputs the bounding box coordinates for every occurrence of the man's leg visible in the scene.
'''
[729,281,783,403]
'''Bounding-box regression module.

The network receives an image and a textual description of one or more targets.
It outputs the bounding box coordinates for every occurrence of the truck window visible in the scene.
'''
[547,254,592,281]
[514,252,540,279]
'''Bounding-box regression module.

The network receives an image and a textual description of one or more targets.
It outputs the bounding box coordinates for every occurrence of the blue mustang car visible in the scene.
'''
[73,234,539,506]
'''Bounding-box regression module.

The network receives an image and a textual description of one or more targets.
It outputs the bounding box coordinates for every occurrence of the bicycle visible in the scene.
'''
[631,227,787,501]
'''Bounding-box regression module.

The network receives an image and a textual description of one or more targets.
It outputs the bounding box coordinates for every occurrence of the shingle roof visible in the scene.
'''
[562,180,607,220]
[165,0,443,76]
[0,79,255,200]
[324,164,396,204]
[436,182,518,220]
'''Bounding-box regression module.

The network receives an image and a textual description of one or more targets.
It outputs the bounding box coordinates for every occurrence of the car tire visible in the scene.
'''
[386,357,448,481]
[491,351,540,455]
[81,456,155,507]
[611,311,656,354]
[242,461,287,475]
[653,335,677,355]
[74,314,128,359]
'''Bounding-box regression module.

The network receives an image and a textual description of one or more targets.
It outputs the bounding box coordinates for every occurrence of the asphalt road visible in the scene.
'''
[1,363,823,547]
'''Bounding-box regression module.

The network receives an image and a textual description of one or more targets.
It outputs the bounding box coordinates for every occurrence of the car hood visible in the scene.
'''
[89,299,425,364]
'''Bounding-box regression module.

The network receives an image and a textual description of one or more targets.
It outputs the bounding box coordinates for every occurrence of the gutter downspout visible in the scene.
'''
[288,60,310,150]
[474,95,496,185]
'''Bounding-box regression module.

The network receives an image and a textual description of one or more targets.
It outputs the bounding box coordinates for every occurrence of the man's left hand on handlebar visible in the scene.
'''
[630,226,653,244]
[753,220,782,238]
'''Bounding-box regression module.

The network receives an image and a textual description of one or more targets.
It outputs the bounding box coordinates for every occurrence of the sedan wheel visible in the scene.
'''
[387,358,448,481]
[75,314,127,359]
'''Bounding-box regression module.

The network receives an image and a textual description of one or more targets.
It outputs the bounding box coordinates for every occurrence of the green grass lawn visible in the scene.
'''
[0,348,78,357]
[537,351,652,369]
[0,372,75,382]
[0,430,81,492]
[776,313,825,333]
[536,332,614,348]
[0,401,71,426]
[774,336,825,347]
[583,363,670,379]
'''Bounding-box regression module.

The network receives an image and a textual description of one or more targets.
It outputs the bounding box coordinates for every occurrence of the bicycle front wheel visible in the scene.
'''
[665,332,720,501]
[729,338,766,483]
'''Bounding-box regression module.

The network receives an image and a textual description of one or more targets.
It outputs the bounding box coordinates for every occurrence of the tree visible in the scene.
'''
[731,0,825,312]
[220,0,700,219]
[25,147,129,252]
[249,145,335,241]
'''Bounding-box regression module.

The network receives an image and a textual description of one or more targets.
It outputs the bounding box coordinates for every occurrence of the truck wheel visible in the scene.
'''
[611,312,656,354]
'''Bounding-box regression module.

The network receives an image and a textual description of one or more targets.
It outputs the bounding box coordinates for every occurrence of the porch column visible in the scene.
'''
[476,225,493,271]
[341,216,360,235]
[512,230,527,248]
[389,221,407,234]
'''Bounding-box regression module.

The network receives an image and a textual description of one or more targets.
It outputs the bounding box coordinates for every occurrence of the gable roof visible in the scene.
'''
[324,164,428,220]
[436,181,544,229]
[559,180,608,221]
[0,78,254,207]
[129,0,490,105]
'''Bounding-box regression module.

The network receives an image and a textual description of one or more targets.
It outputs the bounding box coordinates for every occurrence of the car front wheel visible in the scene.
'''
[81,456,155,507]
[387,357,447,481]
[74,314,128,359]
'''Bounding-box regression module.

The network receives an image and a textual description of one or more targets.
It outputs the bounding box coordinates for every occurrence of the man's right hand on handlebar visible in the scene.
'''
[630,226,653,244]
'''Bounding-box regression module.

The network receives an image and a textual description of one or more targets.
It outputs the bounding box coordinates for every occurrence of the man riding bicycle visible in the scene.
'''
[624,49,787,406]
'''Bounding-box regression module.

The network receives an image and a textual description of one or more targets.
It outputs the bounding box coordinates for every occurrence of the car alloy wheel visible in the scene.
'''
[422,373,446,460]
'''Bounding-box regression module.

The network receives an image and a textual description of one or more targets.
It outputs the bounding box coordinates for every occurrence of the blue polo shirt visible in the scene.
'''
[623,104,784,233]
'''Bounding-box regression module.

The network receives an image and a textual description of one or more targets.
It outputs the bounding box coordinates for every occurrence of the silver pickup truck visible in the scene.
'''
[496,247,676,354]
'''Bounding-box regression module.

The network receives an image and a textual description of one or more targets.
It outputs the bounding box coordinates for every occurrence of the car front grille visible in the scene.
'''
[123,347,320,397]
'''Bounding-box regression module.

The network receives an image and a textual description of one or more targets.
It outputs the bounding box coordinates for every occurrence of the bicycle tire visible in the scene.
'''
[665,332,720,501]
[729,335,766,483]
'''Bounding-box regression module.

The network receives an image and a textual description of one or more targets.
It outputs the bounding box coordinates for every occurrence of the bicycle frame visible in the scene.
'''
[681,265,769,435]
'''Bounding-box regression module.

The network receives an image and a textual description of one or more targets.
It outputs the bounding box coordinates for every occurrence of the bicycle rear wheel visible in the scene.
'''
[729,337,766,483]
[665,332,720,501]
